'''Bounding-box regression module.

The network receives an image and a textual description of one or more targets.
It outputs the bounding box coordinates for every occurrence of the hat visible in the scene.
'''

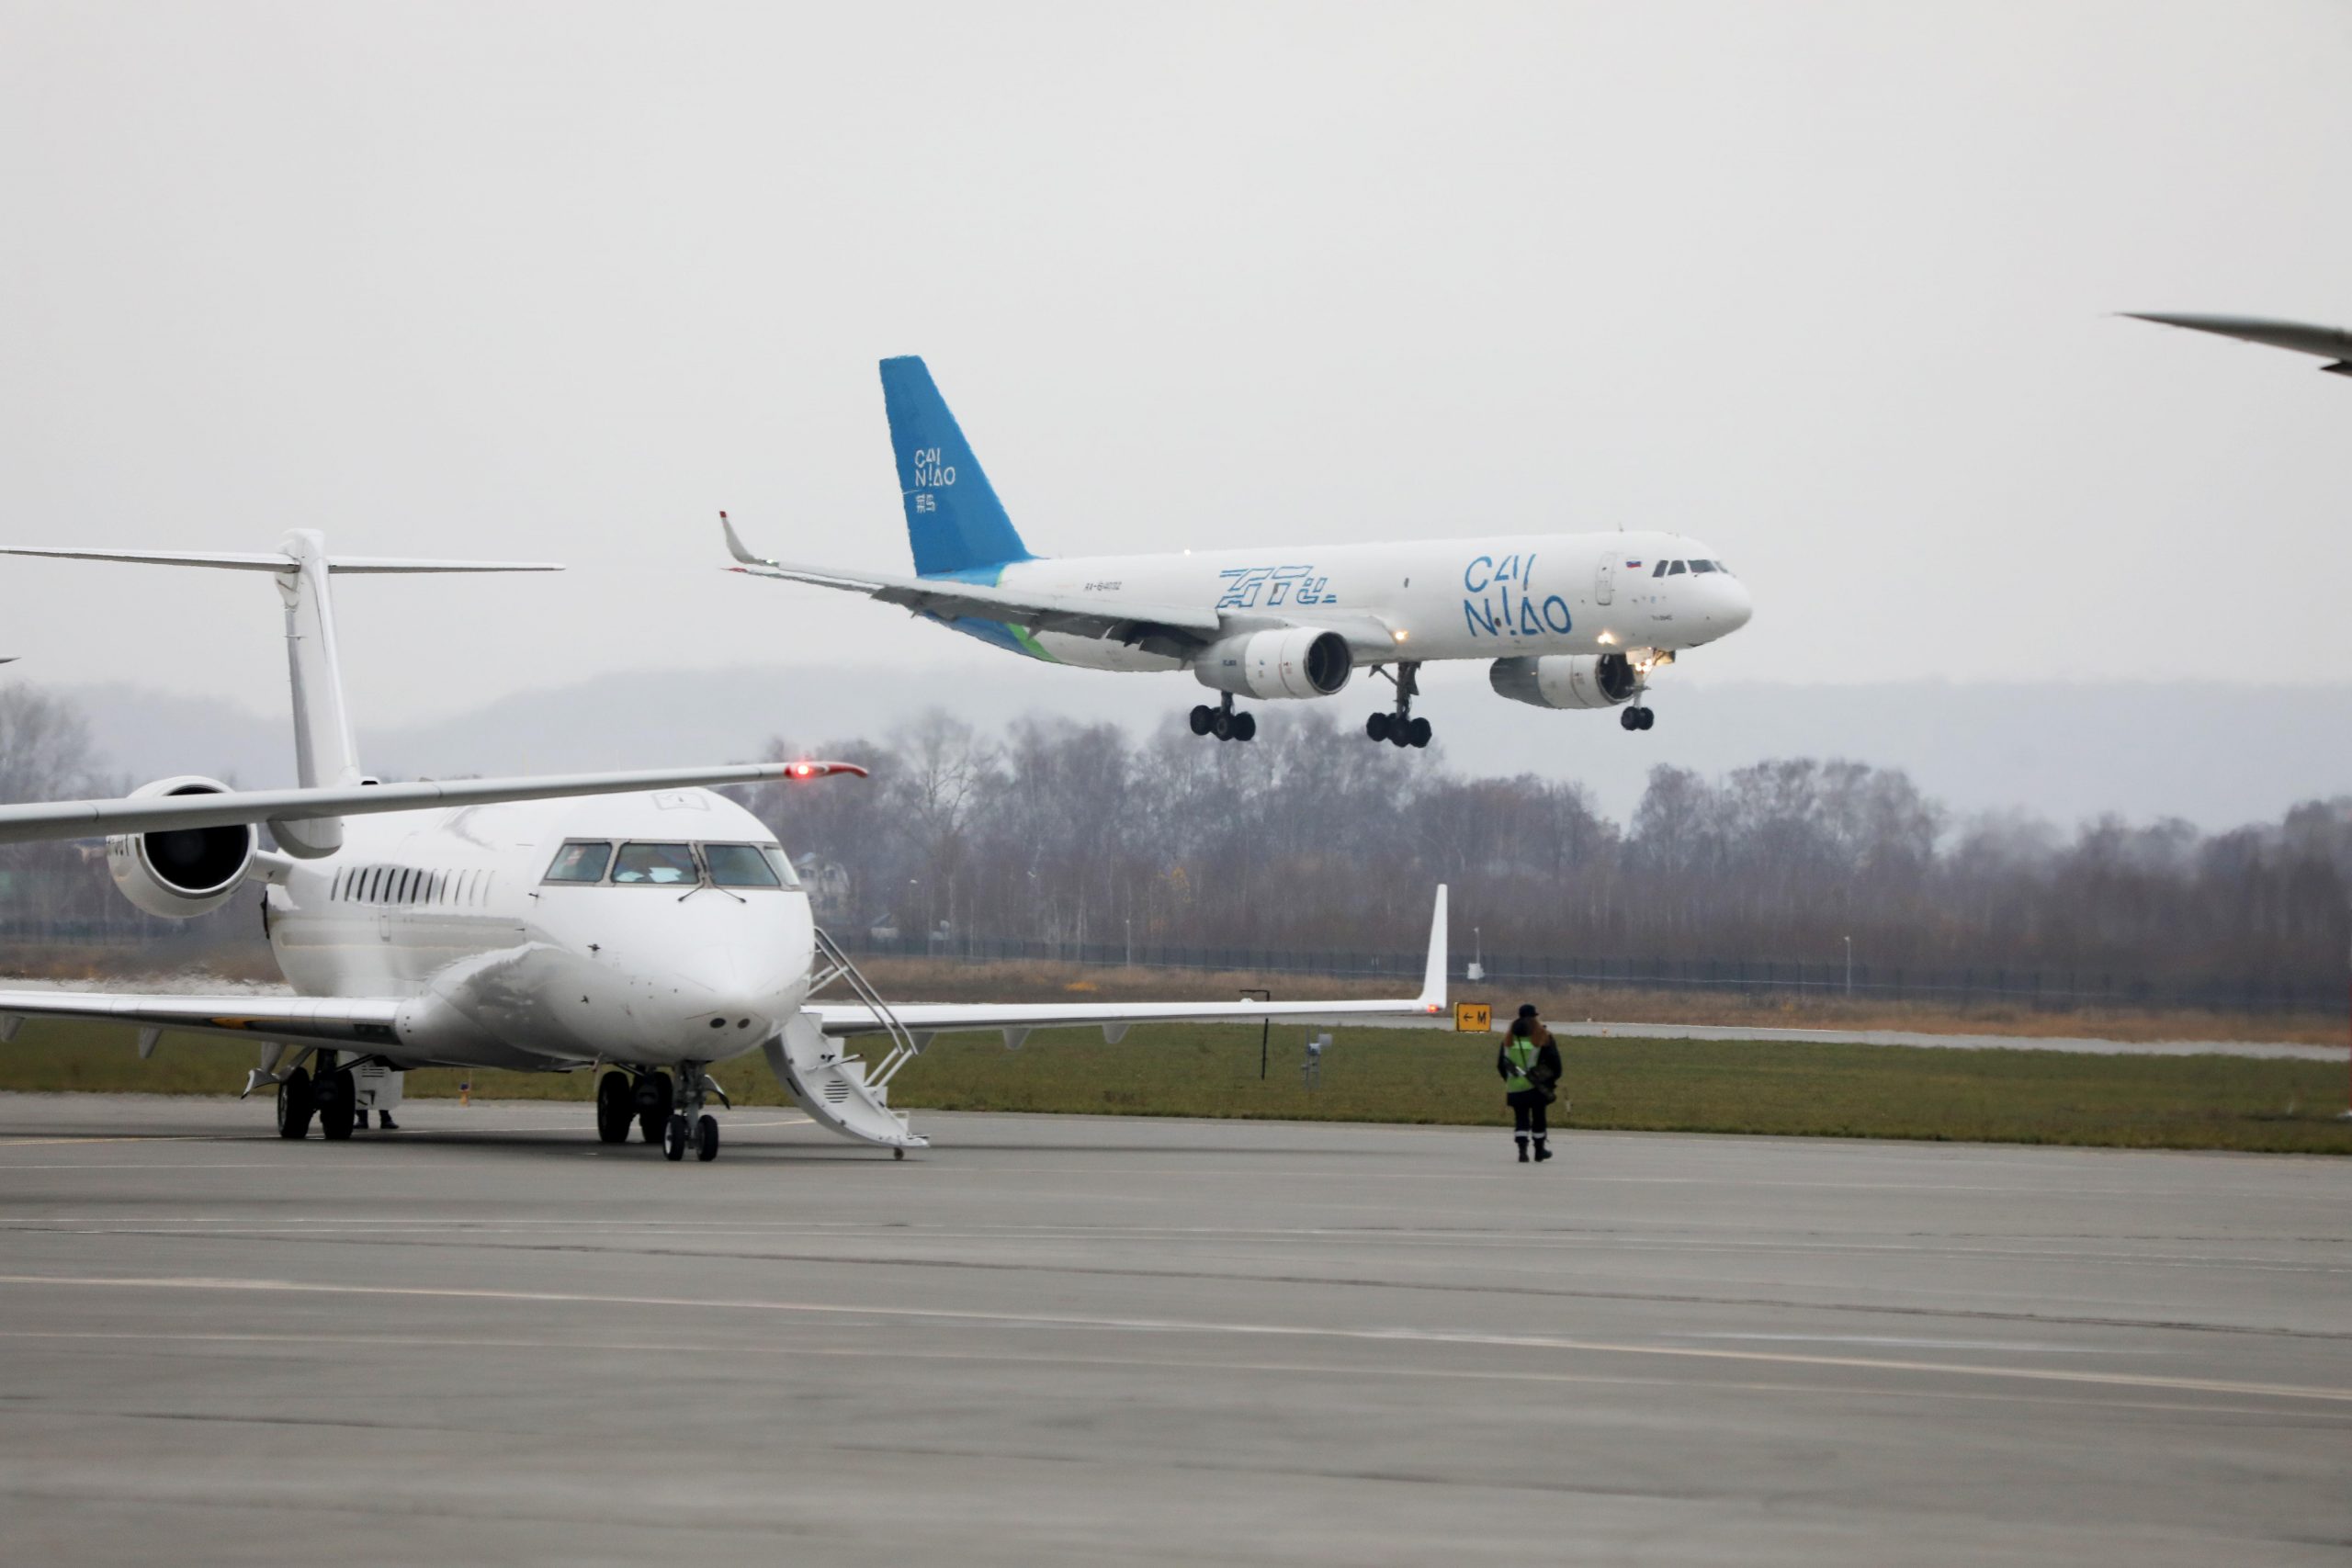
[1516,1003,1540,1019]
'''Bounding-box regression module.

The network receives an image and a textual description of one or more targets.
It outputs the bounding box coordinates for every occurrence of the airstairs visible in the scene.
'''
[763,925,929,1153]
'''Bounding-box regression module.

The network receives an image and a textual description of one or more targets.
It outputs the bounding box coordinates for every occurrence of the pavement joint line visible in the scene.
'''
[0,1329,2341,1424]
[1,1271,2346,1405]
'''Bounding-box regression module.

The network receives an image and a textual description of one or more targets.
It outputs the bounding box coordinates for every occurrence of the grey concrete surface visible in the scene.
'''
[0,1093,2346,1566]
[1323,1010,2348,1059]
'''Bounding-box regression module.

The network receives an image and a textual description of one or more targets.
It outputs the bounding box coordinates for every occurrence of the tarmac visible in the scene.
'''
[1,1092,2346,1566]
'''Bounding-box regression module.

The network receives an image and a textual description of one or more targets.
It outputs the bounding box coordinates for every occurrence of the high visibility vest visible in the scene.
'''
[1502,1035,1538,1093]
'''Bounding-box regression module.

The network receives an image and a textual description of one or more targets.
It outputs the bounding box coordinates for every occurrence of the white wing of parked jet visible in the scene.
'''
[0,761,869,848]
[814,886,1450,1038]
[0,990,400,1049]
[722,513,1224,644]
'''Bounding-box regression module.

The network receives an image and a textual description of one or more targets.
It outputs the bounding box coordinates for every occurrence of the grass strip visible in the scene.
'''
[3,1018,2347,1155]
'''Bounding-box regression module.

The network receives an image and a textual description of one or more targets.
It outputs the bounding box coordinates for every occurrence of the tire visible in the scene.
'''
[1366,712,1389,741]
[1188,704,1215,736]
[1407,716,1432,749]
[1621,706,1641,731]
[1388,722,1410,748]
[1232,711,1257,742]
[695,1114,720,1162]
[276,1066,313,1140]
[595,1070,633,1144]
[1639,707,1656,730]
[636,1073,673,1143]
[318,1070,356,1142]
[1211,708,1233,741]
[662,1113,687,1161]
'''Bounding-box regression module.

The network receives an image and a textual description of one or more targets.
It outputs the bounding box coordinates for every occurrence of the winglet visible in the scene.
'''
[1419,885,1449,1013]
[719,511,768,567]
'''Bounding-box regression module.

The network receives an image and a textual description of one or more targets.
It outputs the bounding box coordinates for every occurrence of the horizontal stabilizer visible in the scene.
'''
[0,546,560,574]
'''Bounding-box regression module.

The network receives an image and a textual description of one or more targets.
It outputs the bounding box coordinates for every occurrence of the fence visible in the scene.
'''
[836,930,2341,1017]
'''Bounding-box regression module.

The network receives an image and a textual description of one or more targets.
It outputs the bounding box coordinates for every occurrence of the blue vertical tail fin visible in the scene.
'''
[879,356,1035,578]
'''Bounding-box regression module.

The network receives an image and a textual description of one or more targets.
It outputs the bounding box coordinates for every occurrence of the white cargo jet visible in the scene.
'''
[0,533,1447,1159]
[723,357,1753,748]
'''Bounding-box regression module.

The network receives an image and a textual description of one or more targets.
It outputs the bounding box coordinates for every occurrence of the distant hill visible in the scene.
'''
[58,666,2352,832]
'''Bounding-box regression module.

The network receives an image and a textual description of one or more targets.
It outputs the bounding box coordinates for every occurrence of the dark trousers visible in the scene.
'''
[1509,1091,1548,1140]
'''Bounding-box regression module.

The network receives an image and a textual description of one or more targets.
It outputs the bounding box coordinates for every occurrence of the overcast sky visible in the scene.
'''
[3,2,2347,732]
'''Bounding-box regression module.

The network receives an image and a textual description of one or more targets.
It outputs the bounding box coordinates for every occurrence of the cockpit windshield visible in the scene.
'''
[613,842,698,885]
[541,839,803,890]
[704,843,781,888]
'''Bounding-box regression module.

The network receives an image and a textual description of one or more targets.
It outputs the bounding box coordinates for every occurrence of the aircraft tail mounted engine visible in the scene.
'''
[1488,652,1639,710]
[1193,628,1352,700]
[106,777,258,918]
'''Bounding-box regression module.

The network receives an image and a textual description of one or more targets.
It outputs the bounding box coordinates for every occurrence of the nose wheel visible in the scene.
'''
[1188,693,1257,743]
[1621,705,1656,731]
[1366,662,1430,749]
[659,1063,725,1162]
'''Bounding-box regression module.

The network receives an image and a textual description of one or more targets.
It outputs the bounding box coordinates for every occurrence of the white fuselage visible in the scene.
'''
[263,789,810,1074]
[960,531,1750,671]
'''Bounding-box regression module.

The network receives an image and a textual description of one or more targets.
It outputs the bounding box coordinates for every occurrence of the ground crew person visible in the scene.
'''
[1496,1003,1563,1163]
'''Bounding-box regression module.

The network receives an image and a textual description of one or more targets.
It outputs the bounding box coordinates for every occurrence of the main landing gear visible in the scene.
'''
[1188,692,1257,743]
[275,1051,356,1141]
[1620,705,1656,731]
[1365,661,1431,749]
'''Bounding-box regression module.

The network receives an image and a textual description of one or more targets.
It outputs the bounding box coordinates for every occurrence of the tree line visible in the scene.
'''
[2,680,2346,997]
[736,707,2352,998]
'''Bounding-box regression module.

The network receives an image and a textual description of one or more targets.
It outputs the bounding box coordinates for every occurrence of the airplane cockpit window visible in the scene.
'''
[1690,559,1718,574]
[704,843,783,888]
[613,842,698,885]
[1667,560,1689,575]
[545,841,613,884]
[759,845,804,889]
[1651,561,1669,578]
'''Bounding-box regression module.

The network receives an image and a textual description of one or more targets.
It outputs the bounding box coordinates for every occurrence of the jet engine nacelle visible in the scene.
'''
[1193,628,1352,700]
[1488,652,1638,710]
[106,776,258,919]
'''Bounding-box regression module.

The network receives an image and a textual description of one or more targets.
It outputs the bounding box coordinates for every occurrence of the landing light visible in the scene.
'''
[1598,630,1618,646]
[1392,630,1409,643]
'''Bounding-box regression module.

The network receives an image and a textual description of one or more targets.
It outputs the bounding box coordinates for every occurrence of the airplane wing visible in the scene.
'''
[0,988,401,1049]
[815,886,1449,1039]
[721,514,1223,647]
[0,760,868,848]
[2124,313,2352,376]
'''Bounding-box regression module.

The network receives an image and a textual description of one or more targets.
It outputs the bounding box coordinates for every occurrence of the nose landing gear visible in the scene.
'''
[1365,662,1431,749]
[1621,705,1656,731]
[660,1062,724,1163]
[1188,692,1257,743]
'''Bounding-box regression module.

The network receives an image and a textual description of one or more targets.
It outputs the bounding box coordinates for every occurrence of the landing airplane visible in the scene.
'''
[2125,312,2352,378]
[0,533,1448,1159]
[722,357,1754,749]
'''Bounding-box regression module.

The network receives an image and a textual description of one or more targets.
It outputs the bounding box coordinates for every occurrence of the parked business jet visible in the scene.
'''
[723,357,1753,748]
[0,533,1447,1159]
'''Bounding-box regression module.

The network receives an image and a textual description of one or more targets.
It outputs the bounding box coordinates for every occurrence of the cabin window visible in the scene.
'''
[704,843,783,888]
[544,841,614,884]
[612,842,698,886]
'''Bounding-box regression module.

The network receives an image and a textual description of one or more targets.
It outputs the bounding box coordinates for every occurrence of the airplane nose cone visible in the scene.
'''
[662,948,794,1045]
[1722,578,1753,631]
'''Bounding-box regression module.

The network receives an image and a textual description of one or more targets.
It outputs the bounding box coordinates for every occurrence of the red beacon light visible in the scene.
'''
[782,760,869,781]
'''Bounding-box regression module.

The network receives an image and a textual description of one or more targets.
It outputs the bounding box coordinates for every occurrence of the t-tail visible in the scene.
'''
[879,355,1036,580]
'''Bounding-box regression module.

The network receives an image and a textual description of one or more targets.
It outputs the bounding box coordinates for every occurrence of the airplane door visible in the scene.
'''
[1596,556,1615,606]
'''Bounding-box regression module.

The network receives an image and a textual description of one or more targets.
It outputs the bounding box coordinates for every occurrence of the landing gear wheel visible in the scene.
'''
[662,1112,688,1161]
[1231,711,1256,742]
[635,1073,673,1144]
[1366,712,1390,742]
[595,1069,633,1144]
[1211,707,1233,741]
[1188,704,1215,736]
[1621,706,1642,731]
[695,1114,720,1162]
[276,1066,313,1140]
[1388,720,1410,748]
[1639,707,1655,730]
[893,1147,906,1161]
[1407,716,1432,749]
[317,1070,356,1142]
